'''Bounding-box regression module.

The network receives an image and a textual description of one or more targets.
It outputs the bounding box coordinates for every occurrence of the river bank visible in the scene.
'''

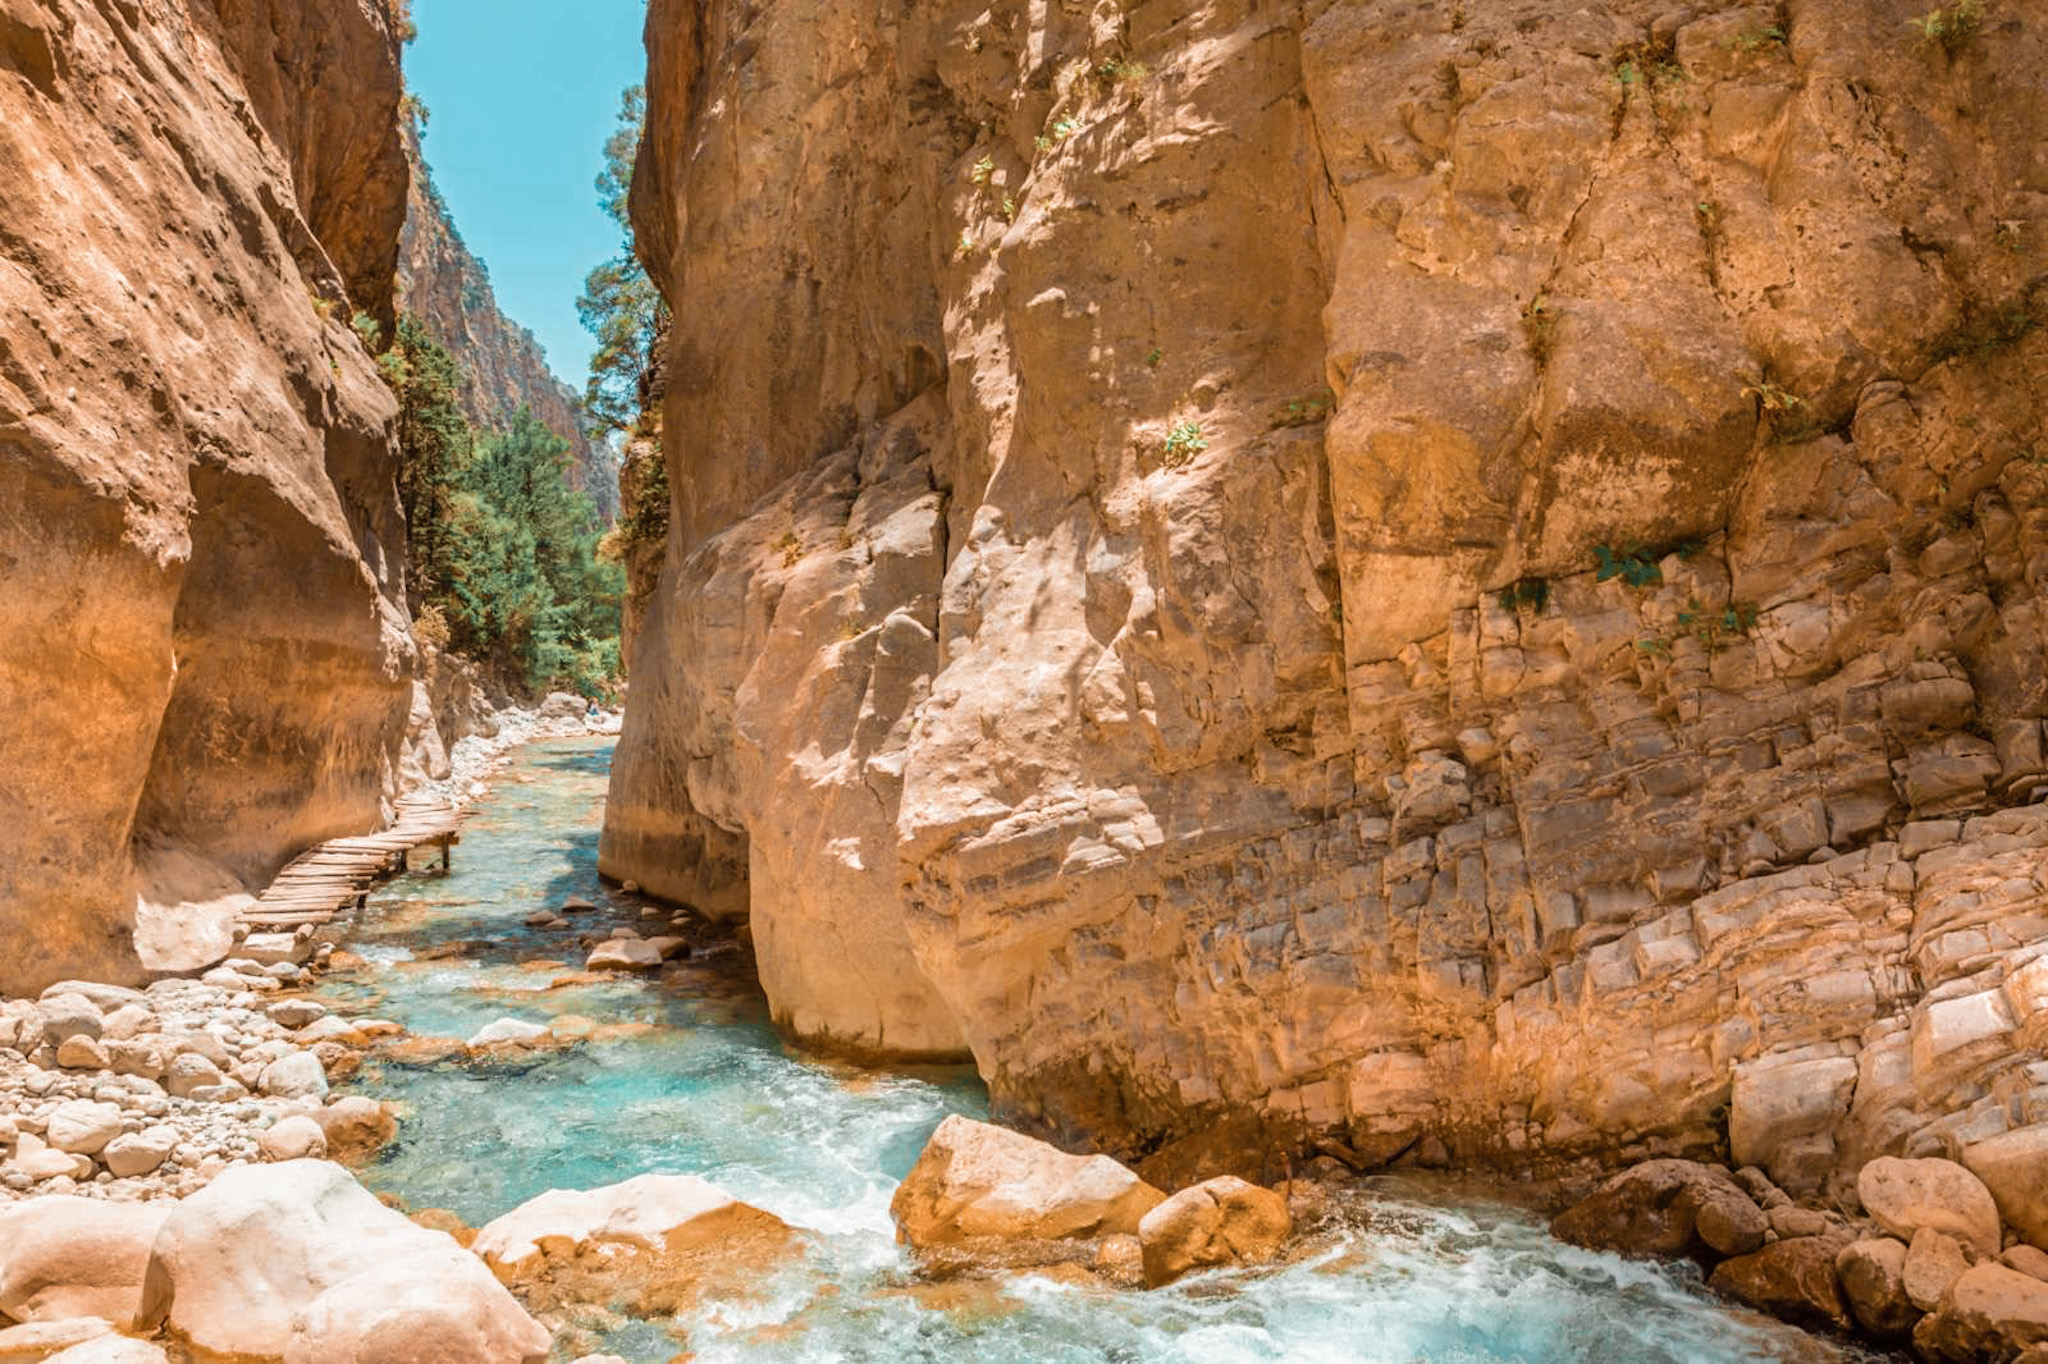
[2,735,2036,1361]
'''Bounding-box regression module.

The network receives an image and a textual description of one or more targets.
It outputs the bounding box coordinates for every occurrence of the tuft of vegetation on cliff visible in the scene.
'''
[379,314,624,698]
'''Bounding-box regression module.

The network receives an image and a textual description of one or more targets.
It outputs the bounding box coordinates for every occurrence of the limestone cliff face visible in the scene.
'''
[609,0,2048,1186]
[397,136,610,517]
[0,0,414,993]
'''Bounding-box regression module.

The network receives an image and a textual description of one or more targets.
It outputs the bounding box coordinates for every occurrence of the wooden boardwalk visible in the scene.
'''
[239,795,468,930]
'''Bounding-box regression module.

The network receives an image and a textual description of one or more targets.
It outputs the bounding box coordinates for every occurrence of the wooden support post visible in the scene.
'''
[440,836,451,872]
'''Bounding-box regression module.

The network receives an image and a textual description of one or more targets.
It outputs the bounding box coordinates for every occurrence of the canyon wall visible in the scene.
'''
[608,0,2048,1189]
[0,0,415,993]
[397,134,613,518]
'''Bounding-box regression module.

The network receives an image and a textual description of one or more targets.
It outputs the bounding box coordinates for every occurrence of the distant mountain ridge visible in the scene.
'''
[397,130,615,518]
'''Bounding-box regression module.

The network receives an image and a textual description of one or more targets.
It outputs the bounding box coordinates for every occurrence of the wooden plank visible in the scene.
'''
[240,796,476,928]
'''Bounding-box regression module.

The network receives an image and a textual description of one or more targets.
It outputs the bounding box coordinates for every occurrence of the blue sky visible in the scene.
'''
[405,0,649,388]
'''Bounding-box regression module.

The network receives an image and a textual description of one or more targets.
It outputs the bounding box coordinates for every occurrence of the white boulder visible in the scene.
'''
[138,1160,544,1361]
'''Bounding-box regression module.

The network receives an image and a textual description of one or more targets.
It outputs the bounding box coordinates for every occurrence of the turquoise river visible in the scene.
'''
[322,737,1880,1363]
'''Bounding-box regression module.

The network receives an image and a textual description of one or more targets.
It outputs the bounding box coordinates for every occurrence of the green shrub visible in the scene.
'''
[1162,419,1208,467]
[1497,578,1549,613]
[1271,391,1336,429]
[1035,115,1083,151]
[1594,539,1702,588]
[1726,24,1787,52]
[1742,377,1804,414]
[1909,0,1989,50]
[1676,597,1761,652]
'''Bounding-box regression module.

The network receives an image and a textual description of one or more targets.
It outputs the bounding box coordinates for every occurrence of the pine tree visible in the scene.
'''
[383,314,473,603]
[379,323,624,697]
[578,85,667,439]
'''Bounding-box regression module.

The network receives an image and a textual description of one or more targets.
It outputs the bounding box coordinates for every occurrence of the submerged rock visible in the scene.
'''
[465,1018,552,1049]
[891,1115,1166,1251]
[1136,1175,1291,1287]
[473,1173,794,1314]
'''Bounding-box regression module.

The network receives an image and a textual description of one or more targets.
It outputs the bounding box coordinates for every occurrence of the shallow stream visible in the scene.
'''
[329,737,1876,1363]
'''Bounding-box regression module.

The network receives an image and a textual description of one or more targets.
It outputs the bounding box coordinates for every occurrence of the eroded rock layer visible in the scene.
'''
[0,0,414,993]
[608,0,2048,1181]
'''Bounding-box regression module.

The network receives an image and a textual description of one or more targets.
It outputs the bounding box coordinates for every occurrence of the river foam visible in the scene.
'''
[335,739,1881,1363]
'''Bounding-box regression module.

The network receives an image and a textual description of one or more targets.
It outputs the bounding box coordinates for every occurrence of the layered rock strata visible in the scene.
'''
[608,0,2048,1185]
[0,0,416,994]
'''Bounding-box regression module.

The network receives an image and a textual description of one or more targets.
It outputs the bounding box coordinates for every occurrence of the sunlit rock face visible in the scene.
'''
[611,0,2048,1177]
[0,0,415,992]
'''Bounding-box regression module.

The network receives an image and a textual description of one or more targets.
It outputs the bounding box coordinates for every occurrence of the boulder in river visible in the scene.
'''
[0,1197,168,1327]
[138,1160,546,1360]
[472,1172,795,1314]
[1550,1159,1767,1260]
[267,1000,328,1030]
[465,1018,552,1049]
[585,939,662,970]
[1136,1175,1291,1287]
[1707,1236,1854,1333]
[311,1096,398,1164]
[891,1115,1166,1251]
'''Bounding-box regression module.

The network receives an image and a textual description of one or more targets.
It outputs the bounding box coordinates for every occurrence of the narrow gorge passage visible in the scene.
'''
[6,0,2048,1360]
[328,740,1875,1363]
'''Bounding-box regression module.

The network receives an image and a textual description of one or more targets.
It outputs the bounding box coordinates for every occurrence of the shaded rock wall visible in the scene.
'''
[609,0,2048,1182]
[0,0,415,992]
[397,132,610,518]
